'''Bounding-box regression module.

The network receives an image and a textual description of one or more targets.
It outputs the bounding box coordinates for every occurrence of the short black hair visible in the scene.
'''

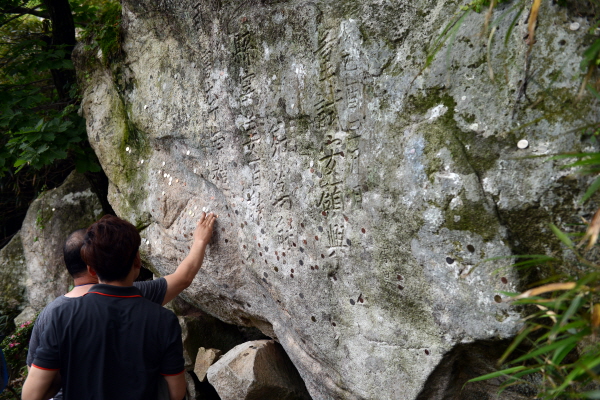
[81,215,140,282]
[63,229,88,278]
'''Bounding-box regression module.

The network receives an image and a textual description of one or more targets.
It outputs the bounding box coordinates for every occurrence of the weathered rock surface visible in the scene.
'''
[13,306,38,327]
[207,340,311,400]
[75,0,599,398]
[194,347,222,382]
[0,233,27,316]
[0,172,103,313]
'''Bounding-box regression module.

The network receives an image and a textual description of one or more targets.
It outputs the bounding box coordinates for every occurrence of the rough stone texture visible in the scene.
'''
[18,172,103,311]
[75,0,600,398]
[0,232,27,317]
[0,172,104,318]
[194,347,222,382]
[207,339,311,400]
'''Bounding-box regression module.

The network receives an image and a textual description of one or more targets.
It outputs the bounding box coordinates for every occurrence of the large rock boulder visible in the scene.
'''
[207,340,311,400]
[75,0,599,398]
[7,172,102,313]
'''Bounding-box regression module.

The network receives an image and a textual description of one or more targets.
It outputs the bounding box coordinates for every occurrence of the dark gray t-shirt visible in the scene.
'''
[26,277,167,367]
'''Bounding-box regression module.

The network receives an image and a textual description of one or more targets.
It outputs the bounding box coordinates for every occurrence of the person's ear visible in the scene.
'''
[133,252,141,270]
[87,265,97,276]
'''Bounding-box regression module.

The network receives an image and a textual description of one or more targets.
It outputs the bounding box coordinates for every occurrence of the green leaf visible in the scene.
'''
[467,366,527,383]
[13,159,27,168]
[499,326,535,364]
[549,152,600,161]
[581,38,600,72]
[554,355,600,393]
[511,331,587,364]
[504,5,525,48]
[419,10,470,77]
[582,175,600,203]
[549,224,574,249]
[551,340,578,365]
[564,156,600,167]
[42,133,56,142]
[582,390,600,399]
[559,294,584,327]
[588,84,600,101]
[28,133,42,142]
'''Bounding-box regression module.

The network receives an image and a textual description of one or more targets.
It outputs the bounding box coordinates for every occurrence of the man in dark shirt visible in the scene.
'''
[27,230,165,373]
[22,213,216,400]
[27,210,215,370]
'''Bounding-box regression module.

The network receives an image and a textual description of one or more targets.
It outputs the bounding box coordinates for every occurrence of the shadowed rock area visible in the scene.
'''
[416,340,536,400]
[64,0,600,398]
[0,172,103,317]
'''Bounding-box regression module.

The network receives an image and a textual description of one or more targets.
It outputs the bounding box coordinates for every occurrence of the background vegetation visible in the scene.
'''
[0,0,118,250]
[0,1,118,397]
[0,320,33,399]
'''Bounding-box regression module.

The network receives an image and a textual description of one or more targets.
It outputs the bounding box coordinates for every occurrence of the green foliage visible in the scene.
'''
[468,135,600,397]
[581,38,600,73]
[0,102,97,174]
[0,319,35,399]
[0,0,122,178]
[77,1,122,65]
[469,253,600,397]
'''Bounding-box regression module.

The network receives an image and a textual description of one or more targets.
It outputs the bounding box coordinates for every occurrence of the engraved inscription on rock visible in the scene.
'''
[78,1,599,399]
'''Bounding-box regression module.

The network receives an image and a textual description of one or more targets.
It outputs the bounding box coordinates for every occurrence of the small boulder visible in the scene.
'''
[14,306,37,327]
[207,340,311,400]
[194,347,222,382]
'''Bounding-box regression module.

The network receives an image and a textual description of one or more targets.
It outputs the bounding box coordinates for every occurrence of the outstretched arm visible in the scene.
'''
[163,212,217,305]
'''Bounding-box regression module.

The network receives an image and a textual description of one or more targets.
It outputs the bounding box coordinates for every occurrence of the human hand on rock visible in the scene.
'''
[193,212,217,246]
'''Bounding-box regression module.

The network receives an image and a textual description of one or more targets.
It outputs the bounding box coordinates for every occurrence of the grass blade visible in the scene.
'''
[499,325,535,364]
[504,5,525,47]
[510,282,576,301]
[554,354,600,393]
[510,331,586,364]
[467,366,526,383]
[550,224,574,249]
[582,391,600,399]
[582,176,600,204]
[588,83,600,101]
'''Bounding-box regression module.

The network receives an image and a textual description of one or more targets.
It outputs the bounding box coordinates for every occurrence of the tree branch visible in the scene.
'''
[0,79,54,89]
[0,5,50,28]
[0,4,49,18]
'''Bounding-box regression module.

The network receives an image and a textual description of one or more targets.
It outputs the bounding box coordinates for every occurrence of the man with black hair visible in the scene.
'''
[23,213,216,400]
[27,212,216,372]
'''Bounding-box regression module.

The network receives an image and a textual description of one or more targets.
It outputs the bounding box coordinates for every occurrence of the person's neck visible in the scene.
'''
[98,277,135,287]
[65,278,97,298]
[95,266,138,287]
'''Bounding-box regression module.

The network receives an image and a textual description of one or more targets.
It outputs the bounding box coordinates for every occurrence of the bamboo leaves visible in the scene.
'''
[469,224,600,397]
